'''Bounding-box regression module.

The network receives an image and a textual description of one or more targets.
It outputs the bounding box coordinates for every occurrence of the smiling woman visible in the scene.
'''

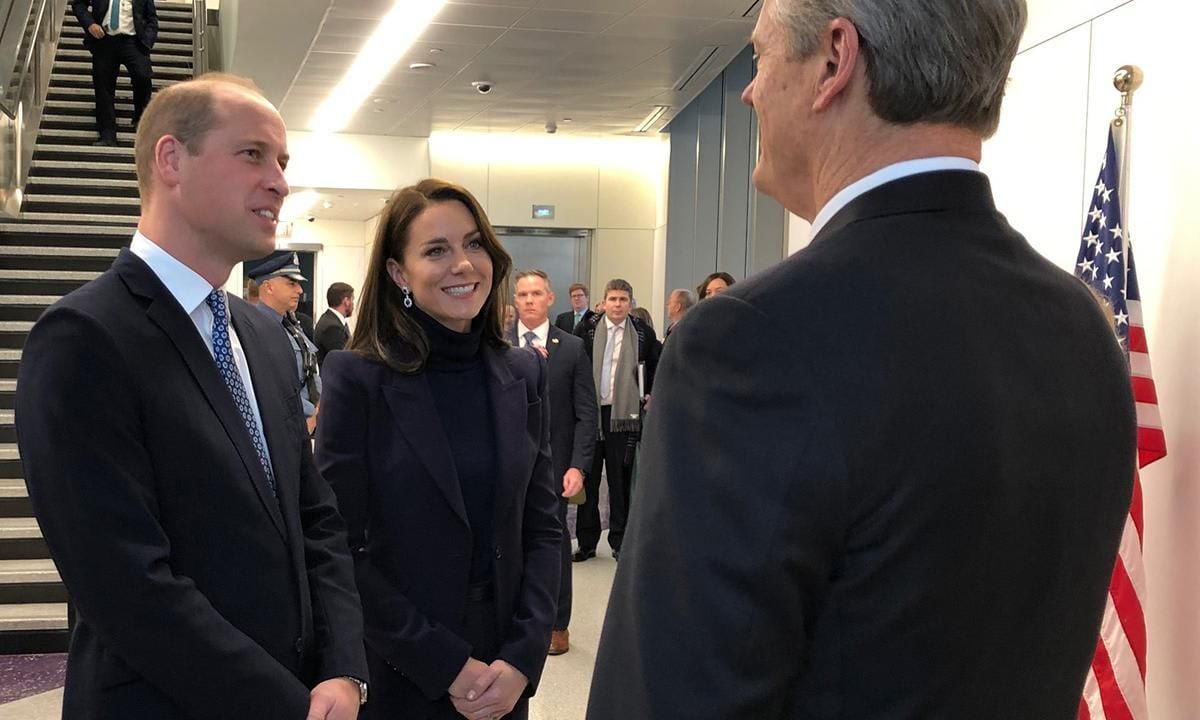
[315,178,562,720]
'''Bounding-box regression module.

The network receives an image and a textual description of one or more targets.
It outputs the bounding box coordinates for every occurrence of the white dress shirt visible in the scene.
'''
[601,316,625,406]
[104,0,136,36]
[517,319,550,348]
[809,156,982,239]
[129,232,272,462]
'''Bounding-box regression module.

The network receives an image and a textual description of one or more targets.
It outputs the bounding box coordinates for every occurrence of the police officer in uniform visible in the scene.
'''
[248,253,322,435]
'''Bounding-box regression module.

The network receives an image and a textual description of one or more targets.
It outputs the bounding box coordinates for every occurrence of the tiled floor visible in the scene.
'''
[0,537,619,720]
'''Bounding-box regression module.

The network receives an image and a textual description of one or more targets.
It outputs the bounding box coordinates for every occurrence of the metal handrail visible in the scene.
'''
[192,0,207,76]
[0,0,64,217]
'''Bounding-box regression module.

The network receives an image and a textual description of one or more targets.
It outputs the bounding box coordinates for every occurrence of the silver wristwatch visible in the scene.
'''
[339,676,368,705]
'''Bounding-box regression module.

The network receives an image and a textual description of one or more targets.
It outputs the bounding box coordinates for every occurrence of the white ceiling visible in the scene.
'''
[233,0,760,138]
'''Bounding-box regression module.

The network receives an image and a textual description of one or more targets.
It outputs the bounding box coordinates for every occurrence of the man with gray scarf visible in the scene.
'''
[573,279,660,562]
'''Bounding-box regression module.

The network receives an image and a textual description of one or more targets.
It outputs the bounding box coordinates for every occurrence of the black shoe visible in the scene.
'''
[93,137,117,147]
[572,548,596,563]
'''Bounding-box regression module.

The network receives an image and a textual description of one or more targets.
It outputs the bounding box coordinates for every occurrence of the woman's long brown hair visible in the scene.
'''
[347,178,512,373]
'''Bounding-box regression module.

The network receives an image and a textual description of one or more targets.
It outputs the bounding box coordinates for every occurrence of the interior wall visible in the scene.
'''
[284,220,372,329]
[664,45,787,300]
[982,1,1200,716]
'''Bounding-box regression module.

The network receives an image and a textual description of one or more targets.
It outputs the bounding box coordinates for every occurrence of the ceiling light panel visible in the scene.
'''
[310,0,450,133]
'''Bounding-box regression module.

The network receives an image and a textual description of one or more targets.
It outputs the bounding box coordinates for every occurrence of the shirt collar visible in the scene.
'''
[517,319,550,344]
[809,156,982,239]
[605,316,624,332]
[129,230,216,316]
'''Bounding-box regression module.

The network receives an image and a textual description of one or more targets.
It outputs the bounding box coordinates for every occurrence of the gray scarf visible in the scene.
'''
[593,319,641,433]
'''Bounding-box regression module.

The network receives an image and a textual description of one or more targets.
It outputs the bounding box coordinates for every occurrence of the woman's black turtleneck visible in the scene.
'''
[409,304,497,583]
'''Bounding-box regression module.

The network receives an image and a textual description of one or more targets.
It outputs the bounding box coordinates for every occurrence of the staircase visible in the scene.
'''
[0,2,196,654]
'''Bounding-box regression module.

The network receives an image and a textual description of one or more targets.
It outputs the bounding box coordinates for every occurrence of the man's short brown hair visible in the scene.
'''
[568,283,588,297]
[134,72,263,200]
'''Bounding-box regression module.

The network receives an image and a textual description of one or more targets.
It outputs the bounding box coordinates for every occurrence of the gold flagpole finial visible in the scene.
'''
[1112,66,1143,126]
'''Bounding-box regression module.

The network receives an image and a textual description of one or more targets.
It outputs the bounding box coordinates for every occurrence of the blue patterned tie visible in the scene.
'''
[109,0,120,30]
[205,289,276,494]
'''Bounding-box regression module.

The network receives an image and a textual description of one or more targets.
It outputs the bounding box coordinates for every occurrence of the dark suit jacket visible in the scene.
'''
[587,171,1136,719]
[72,0,158,53]
[554,308,594,333]
[16,250,366,719]
[510,325,598,481]
[313,308,350,368]
[315,345,561,716]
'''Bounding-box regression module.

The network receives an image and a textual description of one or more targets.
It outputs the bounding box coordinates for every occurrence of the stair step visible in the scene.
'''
[0,603,67,632]
[51,60,192,79]
[23,190,140,207]
[0,270,101,283]
[30,160,138,177]
[0,478,24,498]
[0,247,119,259]
[55,47,193,66]
[0,518,39,540]
[0,559,58,585]
[17,212,138,226]
[0,323,33,333]
[0,223,132,236]
[45,98,136,113]
[35,140,134,157]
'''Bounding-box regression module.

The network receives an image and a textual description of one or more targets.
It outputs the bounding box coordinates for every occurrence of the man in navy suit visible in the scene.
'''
[553,282,595,333]
[72,0,158,146]
[588,0,1136,718]
[17,74,366,719]
[512,270,597,656]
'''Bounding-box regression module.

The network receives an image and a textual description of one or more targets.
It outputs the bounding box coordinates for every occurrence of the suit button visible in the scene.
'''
[294,637,304,654]
[494,546,503,559]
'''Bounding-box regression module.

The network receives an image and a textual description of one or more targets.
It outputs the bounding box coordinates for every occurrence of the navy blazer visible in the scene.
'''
[17,250,366,719]
[315,343,561,715]
[588,171,1136,719]
[72,0,159,53]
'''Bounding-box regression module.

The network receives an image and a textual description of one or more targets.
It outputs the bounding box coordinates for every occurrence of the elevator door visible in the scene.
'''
[497,229,590,321]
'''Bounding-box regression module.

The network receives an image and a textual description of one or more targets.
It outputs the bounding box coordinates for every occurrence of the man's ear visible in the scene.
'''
[155,135,186,189]
[812,18,863,113]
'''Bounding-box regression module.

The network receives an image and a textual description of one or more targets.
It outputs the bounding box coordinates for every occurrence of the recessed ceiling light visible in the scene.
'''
[634,105,670,133]
[409,62,435,70]
[429,48,444,54]
[322,200,334,209]
[562,118,573,123]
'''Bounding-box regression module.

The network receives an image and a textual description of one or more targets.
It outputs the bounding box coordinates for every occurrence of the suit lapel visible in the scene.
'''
[115,251,287,540]
[485,346,527,526]
[382,375,470,527]
[228,304,289,540]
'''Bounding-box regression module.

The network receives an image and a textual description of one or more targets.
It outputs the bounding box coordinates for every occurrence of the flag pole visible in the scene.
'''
[1111,65,1143,257]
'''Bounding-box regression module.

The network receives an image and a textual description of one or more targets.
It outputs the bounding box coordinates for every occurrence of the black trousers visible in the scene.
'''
[90,35,152,141]
[578,406,633,553]
[555,499,571,630]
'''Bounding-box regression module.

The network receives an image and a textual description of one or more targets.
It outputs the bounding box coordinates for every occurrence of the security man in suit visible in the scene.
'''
[249,253,322,436]
[553,282,595,333]
[511,269,597,656]
[72,0,157,146]
[315,282,354,368]
[16,73,367,719]
[587,0,1136,718]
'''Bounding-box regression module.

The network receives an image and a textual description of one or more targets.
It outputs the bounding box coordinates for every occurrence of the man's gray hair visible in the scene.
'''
[670,288,696,311]
[605,278,634,297]
[773,0,1027,137]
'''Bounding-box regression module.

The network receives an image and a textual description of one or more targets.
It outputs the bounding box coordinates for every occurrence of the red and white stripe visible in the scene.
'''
[1079,299,1165,720]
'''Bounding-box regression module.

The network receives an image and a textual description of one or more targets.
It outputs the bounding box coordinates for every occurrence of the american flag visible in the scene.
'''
[1075,126,1167,720]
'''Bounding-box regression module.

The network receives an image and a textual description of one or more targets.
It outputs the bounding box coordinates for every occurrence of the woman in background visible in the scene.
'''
[316,178,560,720]
[697,271,736,299]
